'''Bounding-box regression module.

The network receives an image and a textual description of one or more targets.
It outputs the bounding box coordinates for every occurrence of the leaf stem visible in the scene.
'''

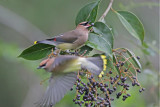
[99,0,114,21]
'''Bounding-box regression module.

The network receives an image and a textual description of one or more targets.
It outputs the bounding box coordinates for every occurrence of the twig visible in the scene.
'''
[98,0,114,21]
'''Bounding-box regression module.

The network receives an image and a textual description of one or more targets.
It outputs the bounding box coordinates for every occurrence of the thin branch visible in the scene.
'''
[98,0,114,21]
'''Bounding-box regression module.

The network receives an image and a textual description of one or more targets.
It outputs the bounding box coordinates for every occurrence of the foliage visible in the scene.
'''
[19,1,144,61]
[18,0,147,107]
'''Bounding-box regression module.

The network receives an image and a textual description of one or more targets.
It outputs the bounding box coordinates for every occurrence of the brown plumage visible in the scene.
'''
[36,55,107,107]
[35,21,94,50]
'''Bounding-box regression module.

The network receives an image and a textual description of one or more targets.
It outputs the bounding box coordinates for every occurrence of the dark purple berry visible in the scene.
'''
[121,62,124,66]
[104,83,108,87]
[73,99,76,102]
[137,56,140,60]
[126,87,129,90]
[116,75,119,78]
[117,82,121,85]
[70,88,73,91]
[132,82,136,86]
[124,68,128,72]
[113,87,117,91]
[139,89,142,93]
[136,83,140,86]
[116,64,120,67]
[142,88,145,91]
[136,69,141,73]
[127,94,131,97]
[109,71,112,74]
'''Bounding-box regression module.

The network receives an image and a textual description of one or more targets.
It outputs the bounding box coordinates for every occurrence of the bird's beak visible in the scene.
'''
[86,22,94,29]
[37,66,42,69]
[87,21,94,27]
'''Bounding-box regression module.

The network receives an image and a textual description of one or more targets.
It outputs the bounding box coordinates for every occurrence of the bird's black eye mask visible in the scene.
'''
[37,63,46,69]
[80,22,89,26]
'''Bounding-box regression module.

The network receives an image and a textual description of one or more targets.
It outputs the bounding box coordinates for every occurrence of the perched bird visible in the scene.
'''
[36,55,107,107]
[34,21,94,51]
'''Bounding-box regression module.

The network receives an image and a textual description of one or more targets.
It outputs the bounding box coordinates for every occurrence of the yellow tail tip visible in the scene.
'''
[103,59,107,64]
[34,41,37,44]
[101,55,107,71]
[99,71,104,78]
[103,65,107,71]
[98,74,102,78]
[101,55,106,59]
[101,71,104,75]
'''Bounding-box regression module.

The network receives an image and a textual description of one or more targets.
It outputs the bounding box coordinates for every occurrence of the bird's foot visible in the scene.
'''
[48,48,55,58]
[74,49,79,56]
[48,48,61,58]
[79,50,87,57]
[68,49,79,55]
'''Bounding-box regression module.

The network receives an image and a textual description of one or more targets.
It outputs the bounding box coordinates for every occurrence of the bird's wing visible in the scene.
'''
[47,30,79,43]
[49,55,80,72]
[36,72,77,107]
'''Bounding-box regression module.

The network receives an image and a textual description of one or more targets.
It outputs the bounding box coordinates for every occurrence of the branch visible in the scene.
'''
[99,0,114,21]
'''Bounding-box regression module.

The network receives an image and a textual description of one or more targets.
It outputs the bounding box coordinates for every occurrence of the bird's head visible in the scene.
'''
[37,58,55,70]
[77,21,94,30]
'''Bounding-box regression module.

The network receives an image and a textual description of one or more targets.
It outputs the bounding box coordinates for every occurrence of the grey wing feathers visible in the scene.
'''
[35,72,77,107]
[50,55,78,71]
[49,31,78,43]
[36,30,79,46]
[54,35,78,43]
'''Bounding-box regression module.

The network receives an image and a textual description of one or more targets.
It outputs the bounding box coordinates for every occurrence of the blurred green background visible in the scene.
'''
[0,0,159,107]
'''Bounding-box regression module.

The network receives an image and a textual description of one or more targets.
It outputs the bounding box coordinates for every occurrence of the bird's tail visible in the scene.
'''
[34,39,58,46]
[81,55,107,75]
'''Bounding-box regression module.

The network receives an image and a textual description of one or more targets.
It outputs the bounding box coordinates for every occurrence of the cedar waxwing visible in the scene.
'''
[36,55,107,107]
[34,21,94,50]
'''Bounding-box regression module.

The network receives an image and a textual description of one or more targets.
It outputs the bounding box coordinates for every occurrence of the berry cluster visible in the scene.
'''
[70,49,145,107]
[71,74,112,107]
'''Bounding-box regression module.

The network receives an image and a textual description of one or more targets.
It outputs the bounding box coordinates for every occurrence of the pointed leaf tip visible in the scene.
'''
[115,11,144,44]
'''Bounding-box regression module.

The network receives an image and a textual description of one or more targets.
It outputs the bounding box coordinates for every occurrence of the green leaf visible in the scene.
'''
[121,48,142,69]
[115,11,144,44]
[75,1,100,25]
[93,22,114,48]
[86,33,112,57]
[18,44,54,60]
[79,45,93,56]
[106,55,114,69]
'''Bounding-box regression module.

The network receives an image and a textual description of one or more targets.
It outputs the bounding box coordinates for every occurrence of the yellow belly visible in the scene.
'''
[57,43,75,50]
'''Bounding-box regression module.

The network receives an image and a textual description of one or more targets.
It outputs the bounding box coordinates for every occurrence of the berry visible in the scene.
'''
[124,68,128,72]
[121,62,124,66]
[73,99,76,102]
[116,64,120,67]
[137,56,140,60]
[139,89,142,93]
[104,83,108,87]
[109,71,112,74]
[70,88,73,91]
[127,94,131,97]
[136,69,141,73]
[142,88,145,91]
